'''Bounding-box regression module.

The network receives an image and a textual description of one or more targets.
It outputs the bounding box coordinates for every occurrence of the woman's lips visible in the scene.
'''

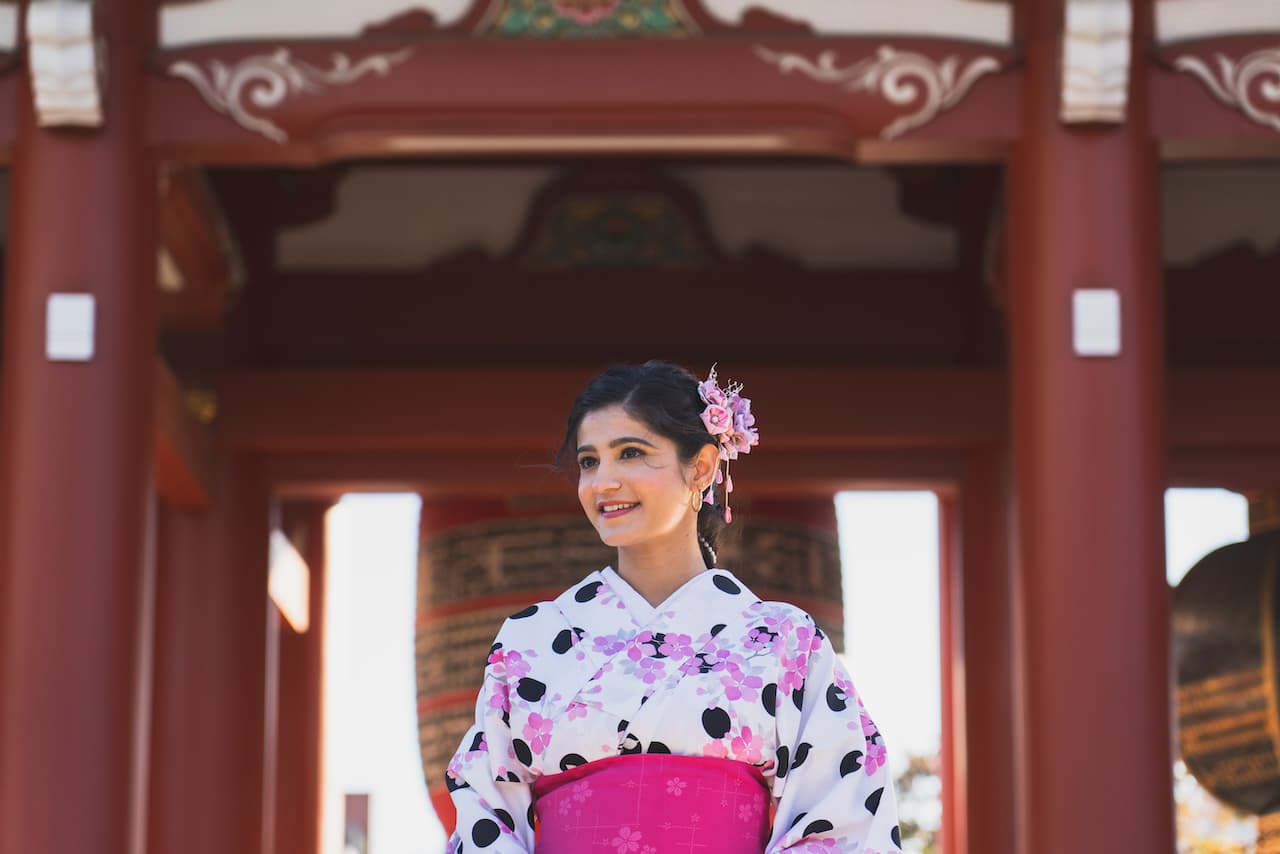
[599,502,639,519]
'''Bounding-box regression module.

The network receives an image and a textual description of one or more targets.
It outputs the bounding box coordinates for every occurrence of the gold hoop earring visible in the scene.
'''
[689,487,704,512]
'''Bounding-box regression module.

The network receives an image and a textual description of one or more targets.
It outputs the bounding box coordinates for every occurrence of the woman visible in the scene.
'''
[444,361,902,853]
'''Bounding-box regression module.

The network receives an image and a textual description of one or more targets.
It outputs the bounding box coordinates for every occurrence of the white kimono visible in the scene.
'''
[445,566,902,853]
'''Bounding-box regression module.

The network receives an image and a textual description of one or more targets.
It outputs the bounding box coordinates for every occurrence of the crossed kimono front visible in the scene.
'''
[445,566,902,853]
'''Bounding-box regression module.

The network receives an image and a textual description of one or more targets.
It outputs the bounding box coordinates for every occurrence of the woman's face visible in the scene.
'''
[575,404,702,549]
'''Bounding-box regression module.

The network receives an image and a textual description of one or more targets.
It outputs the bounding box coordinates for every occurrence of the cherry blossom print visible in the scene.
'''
[566,701,588,721]
[720,663,765,702]
[745,624,781,652]
[730,725,764,764]
[611,825,644,853]
[779,656,806,696]
[861,710,881,739]
[501,648,534,681]
[864,741,888,775]
[593,632,630,657]
[701,738,729,759]
[521,712,554,754]
[636,656,667,684]
[487,680,511,715]
[665,776,687,796]
[656,632,694,659]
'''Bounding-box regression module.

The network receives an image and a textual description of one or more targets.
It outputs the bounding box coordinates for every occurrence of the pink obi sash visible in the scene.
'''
[532,753,771,853]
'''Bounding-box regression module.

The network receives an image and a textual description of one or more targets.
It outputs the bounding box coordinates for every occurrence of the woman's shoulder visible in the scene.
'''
[491,567,608,639]
[754,598,821,632]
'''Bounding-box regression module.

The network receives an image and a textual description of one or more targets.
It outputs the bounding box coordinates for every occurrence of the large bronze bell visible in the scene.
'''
[1173,528,1280,815]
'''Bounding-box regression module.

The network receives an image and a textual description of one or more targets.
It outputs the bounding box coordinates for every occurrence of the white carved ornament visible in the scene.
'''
[754,45,1002,140]
[26,0,105,127]
[1174,48,1280,133]
[168,47,414,143]
[1060,0,1132,123]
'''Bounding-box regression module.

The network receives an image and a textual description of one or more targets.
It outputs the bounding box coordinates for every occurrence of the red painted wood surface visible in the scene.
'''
[153,358,213,509]
[0,4,158,854]
[148,454,273,854]
[1152,34,1280,155]
[937,489,964,854]
[1006,0,1175,852]
[228,268,979,370]
[0,19,1276,164]
[212,366,1280,457]
[274,501,332,854]
[148,36,1018,165]
[948,448,1017,854]
[217,368,1009,453]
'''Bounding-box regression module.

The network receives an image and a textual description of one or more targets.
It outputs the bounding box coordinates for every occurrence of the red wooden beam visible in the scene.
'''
[149,36,1018,165]
[1152,33,1280,158]
[230,269,979,369]
[0,70,16,159]
[216,367,1280,497]
[218,367,1280,452]
[154,358,213,509]
[217,367,1008,453]
[261,447,972,499]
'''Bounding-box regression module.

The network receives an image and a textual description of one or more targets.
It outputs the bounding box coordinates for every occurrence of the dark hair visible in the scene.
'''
[557,360,726,568]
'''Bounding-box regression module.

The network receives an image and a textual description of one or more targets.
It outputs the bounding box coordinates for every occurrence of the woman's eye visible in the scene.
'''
[620,446,645,459]
[578,456,597,470]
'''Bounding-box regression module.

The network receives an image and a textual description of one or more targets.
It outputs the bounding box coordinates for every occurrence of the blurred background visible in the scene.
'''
[3,3,1280,854]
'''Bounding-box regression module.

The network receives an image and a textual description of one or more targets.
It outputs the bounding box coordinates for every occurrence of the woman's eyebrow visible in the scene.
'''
[576,436,659,453]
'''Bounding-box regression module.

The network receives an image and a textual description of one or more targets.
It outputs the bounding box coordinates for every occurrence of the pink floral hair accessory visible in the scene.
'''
[696,364,759,523]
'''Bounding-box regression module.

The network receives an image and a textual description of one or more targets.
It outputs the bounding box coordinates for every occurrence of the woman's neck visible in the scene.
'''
[615,527,708,607]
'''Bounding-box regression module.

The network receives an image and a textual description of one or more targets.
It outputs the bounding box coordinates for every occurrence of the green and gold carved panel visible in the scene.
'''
[479,0,698,37]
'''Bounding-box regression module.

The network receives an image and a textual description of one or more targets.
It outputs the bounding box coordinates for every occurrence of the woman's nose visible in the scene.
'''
[591,465,621,493]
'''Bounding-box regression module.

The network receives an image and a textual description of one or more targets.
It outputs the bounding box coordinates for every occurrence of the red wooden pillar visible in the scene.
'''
[1007,0,1173,851]
[939,450,1017,854]
[275,501,334,854]
[938,488,965,854]
[148,454,273,854]
[0,3,157,853]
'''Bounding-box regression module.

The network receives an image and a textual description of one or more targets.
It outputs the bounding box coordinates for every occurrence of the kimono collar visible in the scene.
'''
[555,565,760,641]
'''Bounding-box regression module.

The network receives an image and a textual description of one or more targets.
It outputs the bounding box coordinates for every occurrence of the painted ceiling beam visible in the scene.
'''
[216,368,1009,454]
[148,35,1018,165]
[214,366,1280,456]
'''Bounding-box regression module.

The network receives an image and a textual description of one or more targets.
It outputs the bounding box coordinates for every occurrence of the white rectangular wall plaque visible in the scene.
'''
[46,292,95,361]
[1072,288,1121,356]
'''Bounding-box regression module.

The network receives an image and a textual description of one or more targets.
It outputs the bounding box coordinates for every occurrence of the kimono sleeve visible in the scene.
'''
[766,616,903,853]
[444,619,536,853]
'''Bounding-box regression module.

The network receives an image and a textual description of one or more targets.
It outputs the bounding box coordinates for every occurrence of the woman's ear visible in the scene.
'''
[691,443,720,492]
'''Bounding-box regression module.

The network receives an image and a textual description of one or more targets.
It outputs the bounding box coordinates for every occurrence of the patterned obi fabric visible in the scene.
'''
[531,753,771,853]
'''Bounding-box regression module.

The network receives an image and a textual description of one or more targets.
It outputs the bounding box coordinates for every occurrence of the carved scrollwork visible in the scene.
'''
[168,46,414,143]
[754,45,1001,140]
[1175,48,1280,133]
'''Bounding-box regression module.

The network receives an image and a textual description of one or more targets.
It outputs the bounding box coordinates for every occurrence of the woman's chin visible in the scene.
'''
[596,526,648,549]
